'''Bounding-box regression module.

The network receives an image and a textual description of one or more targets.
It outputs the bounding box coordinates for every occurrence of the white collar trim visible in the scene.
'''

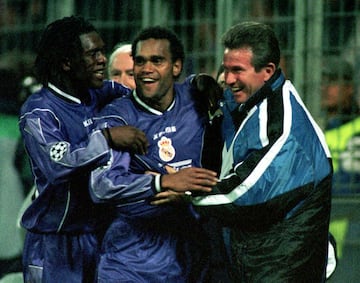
[133,89,175,115]
[48,82,81,104]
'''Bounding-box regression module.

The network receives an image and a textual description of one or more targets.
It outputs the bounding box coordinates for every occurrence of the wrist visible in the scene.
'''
[154,174,163,192]
[102,127,114,148]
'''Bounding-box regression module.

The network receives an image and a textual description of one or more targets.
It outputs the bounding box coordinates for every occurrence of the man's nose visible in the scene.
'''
[96,51,107,63]
[225,72,236,85]
[141,61,154,72]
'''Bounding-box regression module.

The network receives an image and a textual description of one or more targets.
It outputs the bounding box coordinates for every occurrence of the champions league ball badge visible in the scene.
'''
[158,136,175,162]
[50,141,68,161]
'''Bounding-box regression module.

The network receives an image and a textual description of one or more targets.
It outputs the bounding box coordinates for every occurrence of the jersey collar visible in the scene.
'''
[48,82,81,104]
[132,89,175,115]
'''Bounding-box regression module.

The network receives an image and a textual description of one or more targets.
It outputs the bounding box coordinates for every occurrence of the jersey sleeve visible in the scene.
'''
[19,108,110,187]
[89,148,170,218]
[95,80,131,109]
[90,103,174,218]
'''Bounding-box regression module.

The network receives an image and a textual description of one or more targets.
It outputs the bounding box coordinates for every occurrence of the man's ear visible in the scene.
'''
[62,58,71,71]
[263,62,276,81]
[172,59,182,77]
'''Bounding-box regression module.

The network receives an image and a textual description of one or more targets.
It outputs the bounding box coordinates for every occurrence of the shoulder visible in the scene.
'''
[104,94,133,110]
[93,80,132,96]
[97,94,136,122]
[20,87,54,115]
[174,75,196,101]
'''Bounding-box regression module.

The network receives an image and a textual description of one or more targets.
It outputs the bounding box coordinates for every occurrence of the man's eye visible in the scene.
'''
[85,51,96,57]
[85,49,105,59]
[134,58,145,65]
[152,58,163,65]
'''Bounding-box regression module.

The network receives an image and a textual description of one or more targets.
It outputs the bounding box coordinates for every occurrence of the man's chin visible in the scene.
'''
[91,80,104,89]
[233,95,247,104]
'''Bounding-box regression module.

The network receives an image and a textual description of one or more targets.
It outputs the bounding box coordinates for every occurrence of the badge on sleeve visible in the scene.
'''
[50,141,68,161]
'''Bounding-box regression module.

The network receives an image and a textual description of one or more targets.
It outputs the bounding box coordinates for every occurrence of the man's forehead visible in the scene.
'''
[136,38,170,55]
[80,31,104,51]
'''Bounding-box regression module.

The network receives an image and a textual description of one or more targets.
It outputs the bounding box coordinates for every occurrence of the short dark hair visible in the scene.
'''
[131,26,185,77]
[322,56,353,82]
[222,21,280,71]
[34,15,97,85]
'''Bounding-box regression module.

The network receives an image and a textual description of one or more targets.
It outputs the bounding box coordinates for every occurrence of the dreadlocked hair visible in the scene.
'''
[34,15,97,85]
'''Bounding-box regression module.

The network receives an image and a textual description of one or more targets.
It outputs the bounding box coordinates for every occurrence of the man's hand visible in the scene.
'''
[192,73,223,115]
[150,190,185,205]
[105,125,149,155]
[161,167,218,193]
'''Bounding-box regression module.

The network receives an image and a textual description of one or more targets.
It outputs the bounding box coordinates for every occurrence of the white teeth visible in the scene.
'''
[142,78,155,82]
[232,87,243,92]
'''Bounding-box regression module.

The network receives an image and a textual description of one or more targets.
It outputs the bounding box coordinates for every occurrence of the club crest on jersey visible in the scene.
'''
[50,141,68,161]
[158,136,175,162]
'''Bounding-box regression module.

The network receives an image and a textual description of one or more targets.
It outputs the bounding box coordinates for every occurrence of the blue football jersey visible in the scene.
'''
[91,76,210,282]
[19,80,131,233]
[91,76,207,215]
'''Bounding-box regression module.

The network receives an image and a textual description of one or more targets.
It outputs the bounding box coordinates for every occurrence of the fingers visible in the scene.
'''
[184,184,212,193]
[145,170,160,176]
[165,165,177,174]
[108,126,149,154]
[153,191,174,198]
[161,167,218,193]
[183,168,218,192]
[150,191,185,205]
[135,131,149,155]
[128,127,148,155]
[150,198,168,205]
[186,167,218,185]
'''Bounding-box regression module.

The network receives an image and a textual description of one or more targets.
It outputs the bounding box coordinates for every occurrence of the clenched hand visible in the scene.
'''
[106,125,149,155]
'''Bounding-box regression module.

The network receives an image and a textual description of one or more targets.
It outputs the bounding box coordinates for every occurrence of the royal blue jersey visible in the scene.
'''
[91,76,210,282]
[19,80,131,233]
[91,75,207,216]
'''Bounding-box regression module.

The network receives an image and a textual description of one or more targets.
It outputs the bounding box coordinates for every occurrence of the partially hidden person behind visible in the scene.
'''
[107,42,136,90]
[90,26,220,282]
[0,68,25,280]
[322,56,360,194]
[154,21,333,282]
[18,15,147,283]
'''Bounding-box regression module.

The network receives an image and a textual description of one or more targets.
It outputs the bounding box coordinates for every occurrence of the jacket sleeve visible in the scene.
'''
[191,82,333,227]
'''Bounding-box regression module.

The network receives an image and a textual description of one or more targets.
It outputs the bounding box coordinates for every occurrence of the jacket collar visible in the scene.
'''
[231,68,285,129]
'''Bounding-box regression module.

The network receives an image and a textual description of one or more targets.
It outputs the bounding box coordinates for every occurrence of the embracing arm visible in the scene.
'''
[191,73,223,116]
[89,148,177,218]
[102,125,149,155]
[19,109,110,185]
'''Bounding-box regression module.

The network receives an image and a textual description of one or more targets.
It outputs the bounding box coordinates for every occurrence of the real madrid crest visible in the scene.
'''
[158,136,175,162]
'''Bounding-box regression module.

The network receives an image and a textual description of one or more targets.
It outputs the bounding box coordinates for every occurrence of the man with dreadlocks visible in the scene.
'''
[18,16,148,282]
